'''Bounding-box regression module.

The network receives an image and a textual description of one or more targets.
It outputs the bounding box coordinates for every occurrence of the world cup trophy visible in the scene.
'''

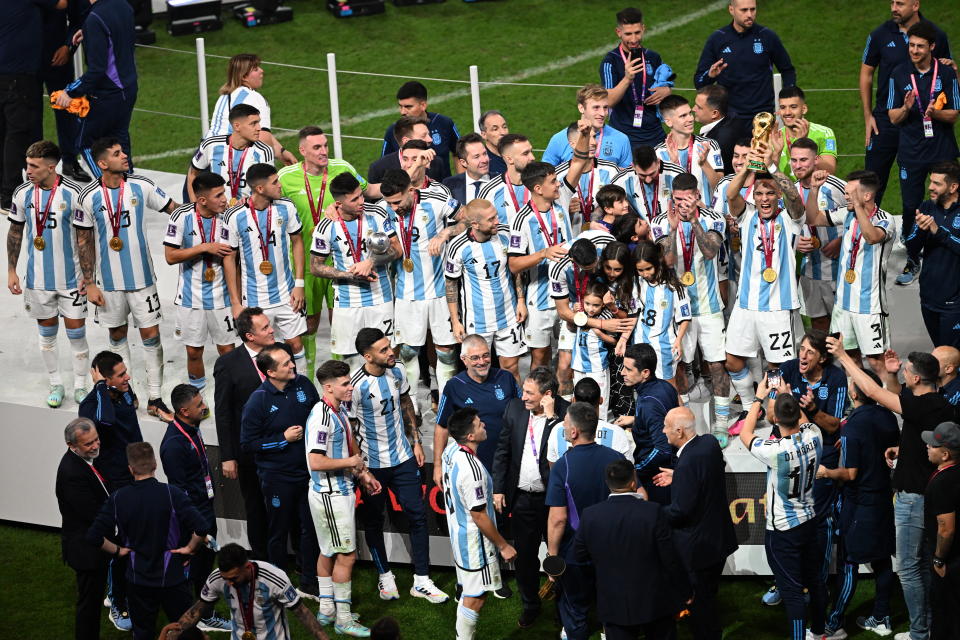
[367,231,393,266]
[748,112,776,172]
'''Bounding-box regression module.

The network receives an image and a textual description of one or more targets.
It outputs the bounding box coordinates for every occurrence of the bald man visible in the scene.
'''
[933,346,960,406]
[655,407,737,640]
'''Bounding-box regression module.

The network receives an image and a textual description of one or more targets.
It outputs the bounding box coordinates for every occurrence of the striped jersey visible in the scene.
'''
[654,135,724,207]
[223,198,301,308]
[629,279,692,353]
[441,441,497,571]
[547,419,634,463]
[797,175,847,282]
[555,158,620,230]
[9,177,83,291]
[278,160,369,241]
[509,197,575,311]
[478,174,531,228]
[572,310,613,374]
[349,365,412,470]
[711,175,760,216]
[74,176,172,292]
[374,190,458,302]
[305,400,354,496]
[207,87,272,136]
[163,205,231,310]
[736,207,802,312]
[200,561,299,640]
[444,230,518,333]
[748,423,823,531]
[547,230,615,301]
[613,161,683,222]
[190,136,274,202]
[827,206,894,315]
[311,205,396,308]
[650,208,726,316]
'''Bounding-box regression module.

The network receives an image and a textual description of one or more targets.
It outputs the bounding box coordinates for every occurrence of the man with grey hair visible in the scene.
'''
[478,110,509,176]
[654,407,738,640]
[56,418,118,637]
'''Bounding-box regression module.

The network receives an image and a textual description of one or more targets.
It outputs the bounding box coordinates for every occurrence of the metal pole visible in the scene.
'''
[196,37,209,137]
[469,65,481,133]
[73,43,84,79]
[327,53,343,159]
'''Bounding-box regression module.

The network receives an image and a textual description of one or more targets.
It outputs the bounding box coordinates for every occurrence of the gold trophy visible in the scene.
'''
[748,112,776,172]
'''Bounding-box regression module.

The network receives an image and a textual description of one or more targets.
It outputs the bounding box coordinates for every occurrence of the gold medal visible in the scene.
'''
[680,271,695,286]
[229,197,238,207]
[581,222,590,232]
[204,267,216,282]
[109,236,124,251]
[259,260,273,275]
[242,632,255,640]
[402,258,414,273]
[844,269,857,284]
[810,236,821,250]
[762,268,777,283]
[731,237,741,252]
[33,236,46,251]
[573,311,588,327]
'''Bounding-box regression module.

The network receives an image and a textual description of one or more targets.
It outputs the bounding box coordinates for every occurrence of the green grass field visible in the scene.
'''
[0,522,909,639]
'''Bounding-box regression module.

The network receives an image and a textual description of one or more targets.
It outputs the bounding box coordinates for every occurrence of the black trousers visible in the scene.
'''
[77,88,137,177]
[0,73,40,204]
[126,581,193,640]
[259,471,318,583]
[74,562,109,640]
[864,114,900,207]
[688,562,724,640]
[603,615,677,640]
[921,305,960,350]
[238,458,269,559]
[40,62,79,157]
[765,520,826,637]
[931,560,960,640]
[511,490,549,612]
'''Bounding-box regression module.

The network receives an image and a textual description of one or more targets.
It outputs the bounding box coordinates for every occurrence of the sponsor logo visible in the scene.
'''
[887,40,897,48]
[721,46,732,54]
[269,405,278,413]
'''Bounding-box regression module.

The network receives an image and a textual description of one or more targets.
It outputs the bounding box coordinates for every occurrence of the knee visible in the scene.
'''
[436,348,457,365]
[142,335,160,348]
[399,344,420,363]
[185,346,204,360]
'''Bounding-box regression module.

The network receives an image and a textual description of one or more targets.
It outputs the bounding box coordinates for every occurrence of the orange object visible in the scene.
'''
[933,92,947,110]
[49,90,90,118]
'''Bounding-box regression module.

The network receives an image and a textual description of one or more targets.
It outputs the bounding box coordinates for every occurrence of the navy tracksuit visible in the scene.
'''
[905,198,960,347]
[632,377,680,505]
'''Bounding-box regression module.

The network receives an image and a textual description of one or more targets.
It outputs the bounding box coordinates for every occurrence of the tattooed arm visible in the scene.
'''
[167,599,216,638]
[772,170,805,221]
[309,254,353,280]
[446,276,464,343]
[6,221,23,295]
[291,600,332,639]
[690,215,723,260]
[76,227,104,306]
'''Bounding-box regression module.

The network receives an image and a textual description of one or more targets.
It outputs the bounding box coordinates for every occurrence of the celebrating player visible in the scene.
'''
[478,134,537,227]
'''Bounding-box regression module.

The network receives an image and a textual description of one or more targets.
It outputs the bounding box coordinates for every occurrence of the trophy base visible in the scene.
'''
[748,159,768,173]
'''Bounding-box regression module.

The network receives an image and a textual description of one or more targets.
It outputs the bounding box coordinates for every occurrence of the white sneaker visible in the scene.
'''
[378,572,399,601]
[409,577,449,603]
[824,628,848,640]
[805,631,825,640]
[893,634,913,640]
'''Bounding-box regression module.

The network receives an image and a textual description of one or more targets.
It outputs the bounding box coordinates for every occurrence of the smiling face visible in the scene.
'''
[522,378,545,413]
[69,428,101,461]
[461,340,492,380]
[325,375,354,404]
[299,133,329,169]
[731,144,751,174]
[664,103,695,136]
[616,20,644,50]
[908,35,934,65]
[789,147,817,182]
[797,336,825,377]
[603,258,624,281]
[778,96,808,128]
[460,140,490,177]
[578,98,610,130]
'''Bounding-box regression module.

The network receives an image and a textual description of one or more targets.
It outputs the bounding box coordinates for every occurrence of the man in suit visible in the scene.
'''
[694,85,739,175]
[492,367,570,629]
[654,407,738,640]
[56,417,115,639]
[212,306,275,561]
[574,458,691,640]
[442,133,490,205]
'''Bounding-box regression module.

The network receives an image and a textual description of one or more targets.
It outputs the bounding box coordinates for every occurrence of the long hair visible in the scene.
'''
[600,241,635,310]
[220,53,261,95]
[633,241,682,293]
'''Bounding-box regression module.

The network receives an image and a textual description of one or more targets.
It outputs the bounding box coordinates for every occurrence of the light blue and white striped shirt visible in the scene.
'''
[736,207,802,312]
[190,136,274,202]
[350,365,412,470]
[749,423,823,531]
[207,87,272,137]
[441,441,497,571]
[164,204,231,310]
[305,400,355,496]
[798,175,847,283]
[10,177,83,291]
[444,229,517,334]
[828,206,893,315]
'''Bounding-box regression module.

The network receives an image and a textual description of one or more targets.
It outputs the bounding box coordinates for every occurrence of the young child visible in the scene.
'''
[619,241,691,391]
[593,183,630,232]
[610,211,651,251]
[598,242,637,419]
[571,280,617,420]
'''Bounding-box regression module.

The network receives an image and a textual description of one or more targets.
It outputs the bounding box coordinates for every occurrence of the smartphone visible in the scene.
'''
[829,332,841,341]
[629,47,643,59]
[766,369,781,388]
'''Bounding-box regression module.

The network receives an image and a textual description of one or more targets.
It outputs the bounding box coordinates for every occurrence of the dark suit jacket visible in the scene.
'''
[213,343,266,465]
[665,434,738,571]
[55,450,111,572]
[574,495,691,626]
[442,174,488,205]
[703,116,740,175]
[367,151,445,185]
[492,396,569,509]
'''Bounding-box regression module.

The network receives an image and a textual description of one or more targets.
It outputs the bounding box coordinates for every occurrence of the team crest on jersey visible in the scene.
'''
[775,223,781,232]
[713,221,724,232]
[130,196,138,207]
[297,389,307,403]
[256,593,267,605]
[494,386,505,400]
[175,328,182,337]
[952,217,960,229]
[603,143,613,157]
[432,131,441,146]
[271,496,281,507]
[753,39,764,54]
[818,387,829,400]
[60,202,67,211]
[660,300,668,309]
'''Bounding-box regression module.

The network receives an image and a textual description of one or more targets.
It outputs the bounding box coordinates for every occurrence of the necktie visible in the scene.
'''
[472,181,483,200]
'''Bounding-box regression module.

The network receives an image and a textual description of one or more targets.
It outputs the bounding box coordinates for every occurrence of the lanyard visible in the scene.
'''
[929,463,956,484]
[507,182,529,214]
[172,420,209,474]
[194,206,217,271]
[302,165,328,226]
[758,216,776,271]
[247,202,273,264]
[234,564,259,636]
[227,144,250,199]
[641,176,659,219]
[397,194,418,261]
[679,220,696,274]
[33,177,60,240]
[910,59,939,117]
[572,264,589,308]
[250,351,265,381]
[321,398,354,451]
[531,201,557,247]
[102,179,126,241]
[338,215,363,264]
[527,414,540,459]
[848,206,878,271]
[577,166,596,221]
[618,45,647,105]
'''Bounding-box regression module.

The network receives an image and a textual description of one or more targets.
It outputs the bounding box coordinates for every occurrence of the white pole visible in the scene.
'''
[196,37,210,138]
[73,43,84,79]
[773,73,783,107]
[327,53,343,160]
[469,65,481,134]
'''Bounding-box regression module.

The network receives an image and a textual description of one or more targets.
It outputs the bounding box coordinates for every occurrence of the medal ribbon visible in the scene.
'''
[102,179,125,242]
[507,182,529,215]
[303,165,328,226]
[910,58,939,117]
[227,144,250,200]
[848,206,878,273]
[234,563,259,636]
[338,215,363,265]
[531,201,557,247]
[679,220,696,275]
[194,205,217,273]
[322,398,355,452]
[641,176,659,219]
[572,264,589,310]
[682,135,696,174]
[758,217,775,272]
[397,193,418,262]
[577,166,596,222]
[33,177,59,242]
[247,202,272,265]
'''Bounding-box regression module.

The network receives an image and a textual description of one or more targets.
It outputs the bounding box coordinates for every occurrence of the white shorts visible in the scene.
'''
[830,307,889,356]
[455,558,502,598]
[24,287,87,320]
[262,302,307,343]
[524,305,557,349]
[174,306,236,348]
[573,370,609,421]
[96,284,162,329]
[309,491,356,556]
[330,302,393,356]
[726,306,796,362]
[394,297,455,347]
[557,322,575,351]
[477,323,527,358]
[800,277,836,319]
[680,312,726,363]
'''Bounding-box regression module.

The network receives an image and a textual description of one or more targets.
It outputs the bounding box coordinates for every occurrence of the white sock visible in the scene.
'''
[65,326,90,386]
[456,604,479,640]
[317,577,334,615]
[141,336,164,399]
[714,396,731,431]
[436,354,457,398]
[108,337,132,376]
[729,368,755,406]
[39,325,62,386]
[333,581,352,624]
[680,393,690,406]
[293,349,306,376]
[413,574,430,588]
[402,353,421,414]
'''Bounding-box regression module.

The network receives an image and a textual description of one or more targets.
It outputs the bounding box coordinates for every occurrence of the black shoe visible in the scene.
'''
[517,608,539,628]
[494,582,512,599]
[147,397,173,422]
[62,161,93,183]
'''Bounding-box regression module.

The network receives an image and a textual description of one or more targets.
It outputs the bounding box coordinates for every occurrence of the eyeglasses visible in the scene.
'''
[464,353,491,363]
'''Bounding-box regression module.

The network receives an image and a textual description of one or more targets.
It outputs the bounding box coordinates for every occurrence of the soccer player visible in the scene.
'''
[599,7,674,147]
[614,145,682,222]
[651,173,731,442]
[350,328,448,604]
[441,407,517,640]
[478,133,537,227]
[310,173,400,368]
[399,139,454,201]
[546,376,633,464]
[543,84,632,168]
[805,169,893,376]
[445,199,528,381]
[555,123,622,231]
[381,81,460,179]
[888,20,960,286]
[305,359,382,637]
[7,140,89,407]
[776,87,838,179]
[655,95,724,209]
[188,104,273,204]
[478,110,509,176]
[279,125,375,375]
[442,133,491,205]
[75,137,178,417]
[223,162,308,371]
[164,172,236,392]
[168,543,332,640]
[790,139,847,332]
[739,377,826,640]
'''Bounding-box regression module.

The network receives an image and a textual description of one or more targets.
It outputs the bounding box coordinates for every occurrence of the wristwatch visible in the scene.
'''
[933,557,945,569]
